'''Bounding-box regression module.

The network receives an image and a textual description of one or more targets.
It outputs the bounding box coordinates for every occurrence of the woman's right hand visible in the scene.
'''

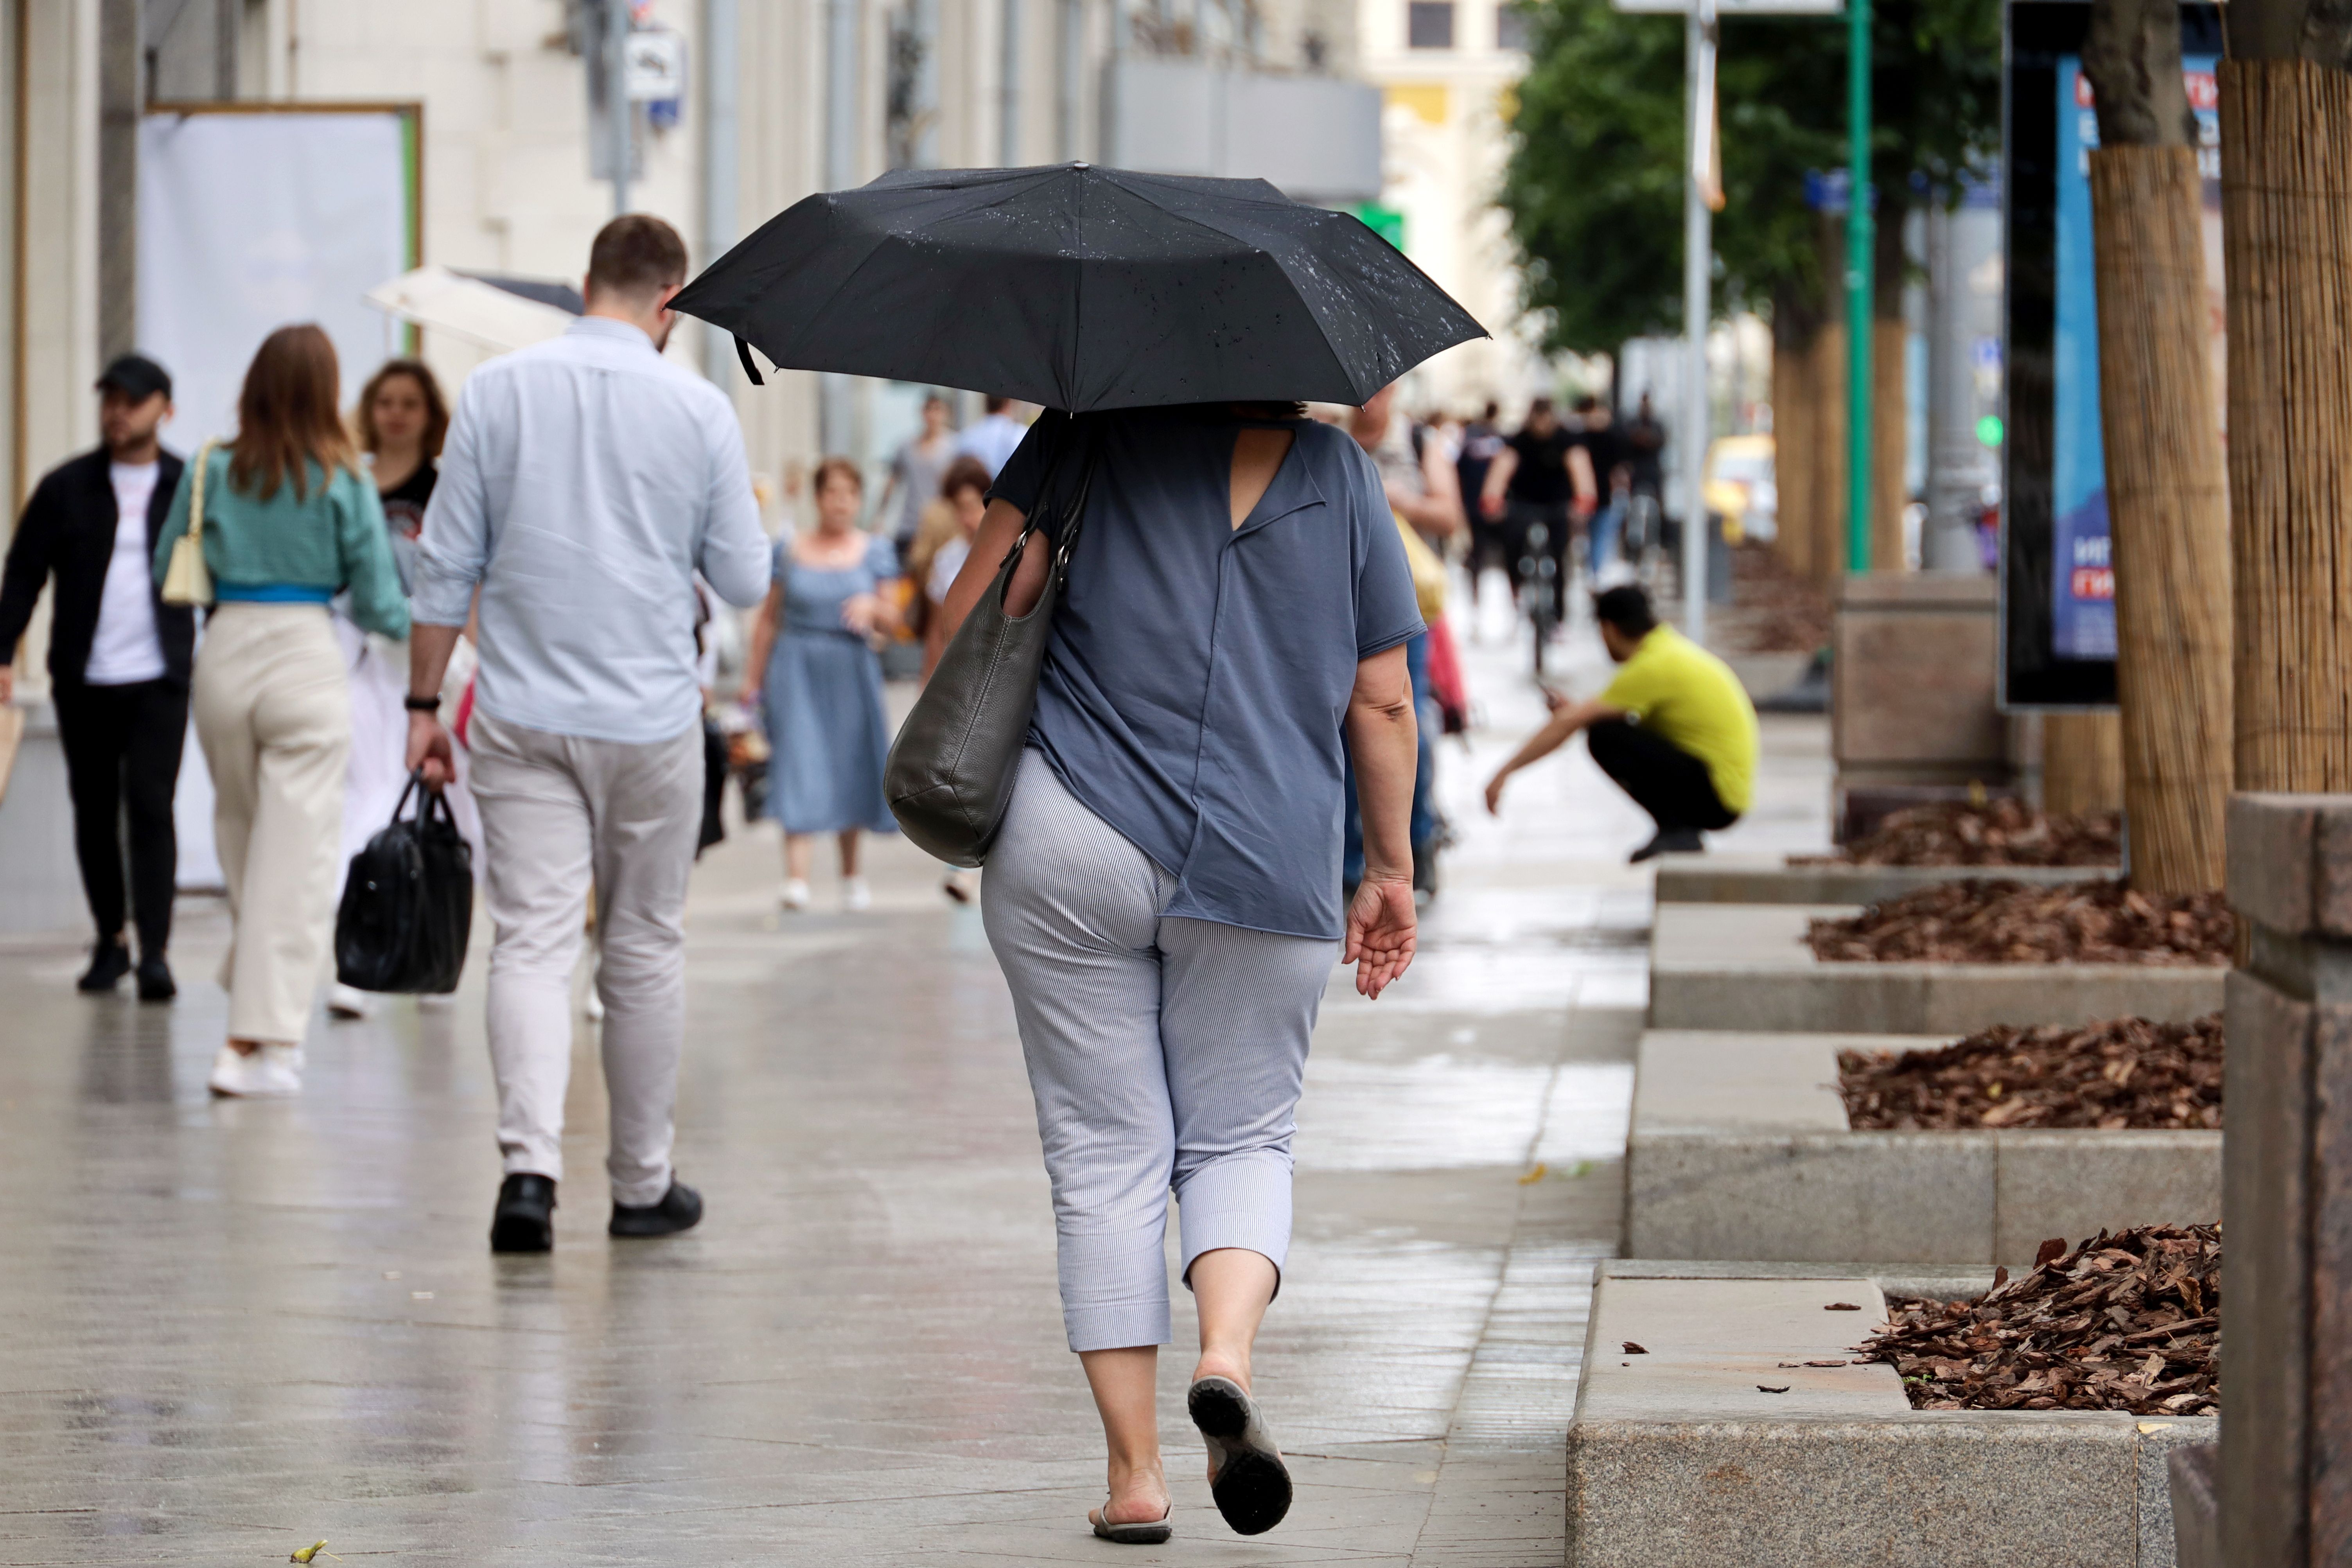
[1344,875,1417,999]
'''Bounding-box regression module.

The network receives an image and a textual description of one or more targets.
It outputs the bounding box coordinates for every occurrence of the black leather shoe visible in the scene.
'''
[77,939,131,993]
[490,1173,557,1253]
[610,1181,702,1238]
[1630,828,1706,864]
[136,955,176,1002]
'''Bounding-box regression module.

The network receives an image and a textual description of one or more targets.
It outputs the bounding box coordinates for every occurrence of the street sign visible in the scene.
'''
[1612,0,1841,14]
[626,30,686,102]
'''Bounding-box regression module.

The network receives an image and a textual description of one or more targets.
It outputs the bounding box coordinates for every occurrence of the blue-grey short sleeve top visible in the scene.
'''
[988,409,1424,940]
[777,533,900,639]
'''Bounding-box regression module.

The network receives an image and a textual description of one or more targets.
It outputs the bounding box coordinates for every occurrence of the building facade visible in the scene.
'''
[1354,0,1550,415]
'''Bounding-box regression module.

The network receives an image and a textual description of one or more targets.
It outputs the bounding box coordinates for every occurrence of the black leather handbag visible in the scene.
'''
[884,413,1100,866]
[334,769,474,994]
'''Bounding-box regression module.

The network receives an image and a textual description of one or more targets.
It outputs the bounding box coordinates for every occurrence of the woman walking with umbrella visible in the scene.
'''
[676,163,1479,1544]
[937,406,1424,1542]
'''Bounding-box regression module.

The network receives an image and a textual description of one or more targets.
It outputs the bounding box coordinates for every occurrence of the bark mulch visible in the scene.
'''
[1805,878,2234,966]
[1855,1225,2219,1415]
[1795,799,2123,868]
[1838,1013,2223,1130]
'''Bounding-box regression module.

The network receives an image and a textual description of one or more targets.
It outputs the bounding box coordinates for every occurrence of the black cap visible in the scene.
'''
[96,353,171,402]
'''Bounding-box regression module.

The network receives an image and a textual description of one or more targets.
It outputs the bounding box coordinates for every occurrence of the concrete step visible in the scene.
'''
[1648,904,2226,1034]
[1567,1264,2213,1567]
[1624,1030,2221,1264]
[1654,855,2115,906]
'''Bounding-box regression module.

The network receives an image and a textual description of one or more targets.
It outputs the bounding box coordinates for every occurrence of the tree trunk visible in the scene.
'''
[2043,712,2126,815]
[2221,59,2352,792]
[1771,298,1817,578]
[1872,199,1910,571]
[2087,146,2232,891]
[1812,316,1849,583]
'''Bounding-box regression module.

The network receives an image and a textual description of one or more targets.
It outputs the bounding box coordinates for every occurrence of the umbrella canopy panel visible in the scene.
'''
[671,164,1487,413]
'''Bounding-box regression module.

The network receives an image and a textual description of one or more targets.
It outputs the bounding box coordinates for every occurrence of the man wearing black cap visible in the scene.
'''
[0,354,192,997]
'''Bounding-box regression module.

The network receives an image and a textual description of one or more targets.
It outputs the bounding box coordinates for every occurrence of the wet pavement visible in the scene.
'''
[0,589,1830,1565]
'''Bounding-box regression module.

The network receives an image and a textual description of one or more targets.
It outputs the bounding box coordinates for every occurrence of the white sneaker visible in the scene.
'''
[780,878,811,911]
[842,876,872,912]
[208,1043,304,1097]
[583,984,606,1021]
[327,983,377,1020]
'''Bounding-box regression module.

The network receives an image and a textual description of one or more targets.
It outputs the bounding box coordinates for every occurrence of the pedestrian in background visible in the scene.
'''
[155,324,408,1097]
[0,354,192,999]
[328,357,461,1022]
[954,394,1028,477]
[406,214,770,1253]
[907,455,991,680]
[876,391,955,557]
[904,454,992,904]
[1454,399,1506,617]
[940,402,1422,1545]
[1571,393,1630,579]
[1347,385,1459,900]
[738,457,901,913]
[1478,396,1592,627]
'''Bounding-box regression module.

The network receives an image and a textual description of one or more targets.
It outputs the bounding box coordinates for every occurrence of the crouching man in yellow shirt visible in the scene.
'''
[1484,584,1759,862]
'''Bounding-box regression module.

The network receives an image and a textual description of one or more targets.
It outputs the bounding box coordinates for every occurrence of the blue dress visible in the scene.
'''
[763,533,901,834]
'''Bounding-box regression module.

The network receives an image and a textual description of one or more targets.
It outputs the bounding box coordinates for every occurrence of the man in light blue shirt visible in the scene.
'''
[405,214,770,1254]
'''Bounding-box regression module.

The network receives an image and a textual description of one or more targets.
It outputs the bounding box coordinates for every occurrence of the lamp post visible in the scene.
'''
[1844,0,1871,572]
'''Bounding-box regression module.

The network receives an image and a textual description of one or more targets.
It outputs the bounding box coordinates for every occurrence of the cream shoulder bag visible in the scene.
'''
[159,439,218,608]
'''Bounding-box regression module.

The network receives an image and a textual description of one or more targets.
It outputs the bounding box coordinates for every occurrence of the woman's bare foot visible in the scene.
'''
[1094,1457,1171,1527]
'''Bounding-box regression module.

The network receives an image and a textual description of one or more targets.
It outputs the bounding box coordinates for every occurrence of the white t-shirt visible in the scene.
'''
[927,537,971,606]
[953,413,1027,479]
[83,462,167,685]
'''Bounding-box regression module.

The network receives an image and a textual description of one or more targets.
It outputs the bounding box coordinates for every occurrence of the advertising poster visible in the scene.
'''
[2048,56,2223,662]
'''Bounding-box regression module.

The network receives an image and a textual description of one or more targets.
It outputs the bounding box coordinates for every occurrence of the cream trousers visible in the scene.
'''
[467,711,702,1207]
[191,603,350,1045]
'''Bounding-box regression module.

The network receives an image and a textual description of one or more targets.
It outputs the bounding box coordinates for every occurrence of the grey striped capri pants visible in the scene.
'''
[983,750,1340,1352]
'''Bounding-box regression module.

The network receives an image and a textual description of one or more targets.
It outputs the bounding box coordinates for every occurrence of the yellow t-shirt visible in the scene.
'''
[1598,625,1760,815]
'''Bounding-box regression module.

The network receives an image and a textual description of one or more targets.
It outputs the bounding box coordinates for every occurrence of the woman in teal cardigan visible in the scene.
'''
[153,323,408,1098]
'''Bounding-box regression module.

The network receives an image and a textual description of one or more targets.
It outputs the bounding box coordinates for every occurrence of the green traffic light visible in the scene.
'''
[1975,415,2004,448]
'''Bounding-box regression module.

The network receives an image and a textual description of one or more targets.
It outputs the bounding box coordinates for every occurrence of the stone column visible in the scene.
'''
[2213,793,2352,1563]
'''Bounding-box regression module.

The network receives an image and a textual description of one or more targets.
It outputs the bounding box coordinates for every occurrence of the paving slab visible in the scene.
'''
[1648,903,2226,1033]
[1566,1266,2214,1568]
[1626,1030,2222,1264]
[1654,853,2111,905]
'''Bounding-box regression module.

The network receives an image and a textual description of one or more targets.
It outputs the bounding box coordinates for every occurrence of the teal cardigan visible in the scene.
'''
[153,447,410,639]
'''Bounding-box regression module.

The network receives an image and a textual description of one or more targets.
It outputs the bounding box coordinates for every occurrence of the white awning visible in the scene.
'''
[364,265,577,355]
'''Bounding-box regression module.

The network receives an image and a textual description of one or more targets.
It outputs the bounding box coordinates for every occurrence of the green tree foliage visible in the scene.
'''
[1500,0,2000,356]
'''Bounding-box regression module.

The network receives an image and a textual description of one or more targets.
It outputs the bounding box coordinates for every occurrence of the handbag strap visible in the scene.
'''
[187,438,217,546]
[1020,412,1104,583]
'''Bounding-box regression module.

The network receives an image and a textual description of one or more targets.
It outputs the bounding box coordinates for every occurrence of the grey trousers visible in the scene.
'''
[983,751,1340,1352]
[469,711,702,1207]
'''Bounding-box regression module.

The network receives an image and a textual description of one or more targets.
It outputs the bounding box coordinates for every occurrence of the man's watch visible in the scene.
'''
[404,695,442,713]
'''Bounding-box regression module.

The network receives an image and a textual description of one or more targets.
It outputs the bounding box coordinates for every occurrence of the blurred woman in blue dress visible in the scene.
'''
[739,457,901,912]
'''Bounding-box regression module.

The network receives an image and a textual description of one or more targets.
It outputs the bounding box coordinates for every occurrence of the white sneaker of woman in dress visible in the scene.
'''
[208,1043,305,1097]
[842,876,871,912]
[779,878,811,911]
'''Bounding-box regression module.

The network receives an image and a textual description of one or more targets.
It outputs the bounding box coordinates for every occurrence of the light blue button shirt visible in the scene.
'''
[411,316,772,744]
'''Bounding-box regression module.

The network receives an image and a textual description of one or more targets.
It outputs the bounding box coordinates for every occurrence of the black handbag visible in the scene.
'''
[884,413,1100,866]
[334,769,474,994]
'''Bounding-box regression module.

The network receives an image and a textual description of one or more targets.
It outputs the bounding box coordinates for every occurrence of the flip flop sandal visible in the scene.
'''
[1187,1376,1293,1536]
[1089,1499,1173,1545]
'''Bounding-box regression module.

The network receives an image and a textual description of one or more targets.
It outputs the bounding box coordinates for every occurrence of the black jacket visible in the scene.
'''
[0,446,193,690]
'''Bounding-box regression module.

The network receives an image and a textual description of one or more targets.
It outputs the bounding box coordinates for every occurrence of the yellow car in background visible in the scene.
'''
[1704,434,1777,544]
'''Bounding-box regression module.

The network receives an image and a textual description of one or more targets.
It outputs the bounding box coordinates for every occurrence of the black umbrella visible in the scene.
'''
[670,163,1487,411]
